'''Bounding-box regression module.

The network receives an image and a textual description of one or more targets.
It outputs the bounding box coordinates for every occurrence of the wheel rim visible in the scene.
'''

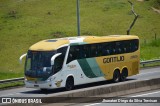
[115,74,119,82]
[114,71,120,82]
[121,74,126,81]
[121,70,128,81]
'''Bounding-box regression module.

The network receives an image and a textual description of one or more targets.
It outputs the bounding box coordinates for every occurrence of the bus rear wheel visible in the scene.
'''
[112,70,120,83]
[65,77,74,91]
[120,68,128,82]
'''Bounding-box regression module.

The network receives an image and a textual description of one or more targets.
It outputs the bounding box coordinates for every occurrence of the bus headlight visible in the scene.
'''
[24,76,27,81]
[47,77,53,82]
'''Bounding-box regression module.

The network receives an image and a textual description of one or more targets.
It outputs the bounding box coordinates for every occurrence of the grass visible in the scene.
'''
[0,82,24,90]
[0,0,160,80]
[141,38,160,60]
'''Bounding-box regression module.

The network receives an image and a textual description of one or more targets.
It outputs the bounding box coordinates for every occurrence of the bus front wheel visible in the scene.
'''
[40,89,48,92]
[112,70,120,83]
[65,77,74,91]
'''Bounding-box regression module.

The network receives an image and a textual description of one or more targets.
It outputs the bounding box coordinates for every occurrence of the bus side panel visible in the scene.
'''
[95,52,140,80]
[131,61,139,75]
[104,61,131,80]
[129,50,140,76]
[95,56,108,80]
[64,60,106,86]
[77,58,105,78]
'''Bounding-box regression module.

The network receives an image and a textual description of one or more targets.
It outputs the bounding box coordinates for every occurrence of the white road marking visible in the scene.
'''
[131,90,160,97]
[83,90,160,106]
[84,103,101,106]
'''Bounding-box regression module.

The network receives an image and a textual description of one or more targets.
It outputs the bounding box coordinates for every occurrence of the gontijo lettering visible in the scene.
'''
[103,56,124,63]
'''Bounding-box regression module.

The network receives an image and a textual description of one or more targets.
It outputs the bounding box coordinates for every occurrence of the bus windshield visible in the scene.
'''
[25,50,56,78]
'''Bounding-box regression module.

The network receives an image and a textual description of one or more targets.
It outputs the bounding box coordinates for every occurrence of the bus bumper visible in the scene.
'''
[24,80,57,89]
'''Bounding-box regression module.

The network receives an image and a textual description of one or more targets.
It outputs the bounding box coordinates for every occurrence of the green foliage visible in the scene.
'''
[153,0,160,9]
[141,39,160,60]
[0,72,23,80]
[149,39,160,47]
[0,0,160,79]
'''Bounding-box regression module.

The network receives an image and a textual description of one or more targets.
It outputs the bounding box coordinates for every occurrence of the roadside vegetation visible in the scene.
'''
[0,0,160,80]
[0,82,24,90]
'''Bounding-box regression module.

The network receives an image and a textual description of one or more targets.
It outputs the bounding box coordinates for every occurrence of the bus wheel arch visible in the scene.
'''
[120,67,128,82]
[65,76,74,91]
[112,69,120,83]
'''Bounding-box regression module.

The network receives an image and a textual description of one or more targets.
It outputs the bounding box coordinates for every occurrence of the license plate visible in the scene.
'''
[34,85,39,87]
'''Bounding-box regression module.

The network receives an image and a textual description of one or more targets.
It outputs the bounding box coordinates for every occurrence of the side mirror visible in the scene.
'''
[19,53,27,64]
[51,53,62,65]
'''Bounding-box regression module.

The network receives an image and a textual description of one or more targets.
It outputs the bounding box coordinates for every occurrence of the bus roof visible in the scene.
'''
[29,35,139,51]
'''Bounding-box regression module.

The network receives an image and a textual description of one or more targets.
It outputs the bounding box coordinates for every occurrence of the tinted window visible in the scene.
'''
[53,46,67,73]
[96,44,103,56]
[115,42,123,54]
[67,46,80,64]
[102,43,111,55]
[90,44,98,57]
[101,39,139,55]
[131,39,139,52]
[66,39,139,63]
[81,45,90,58]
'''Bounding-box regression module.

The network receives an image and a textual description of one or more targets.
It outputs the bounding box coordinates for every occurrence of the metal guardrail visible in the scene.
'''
[140,59,160,67]
[0,77,24,84]
[0,59,160,84]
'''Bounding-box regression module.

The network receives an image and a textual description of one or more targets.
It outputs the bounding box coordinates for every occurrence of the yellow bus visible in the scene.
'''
[20,35,140,90]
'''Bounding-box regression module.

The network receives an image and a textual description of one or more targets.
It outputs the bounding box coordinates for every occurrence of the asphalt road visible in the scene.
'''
[0,67,160,98]
[73,89,160,106]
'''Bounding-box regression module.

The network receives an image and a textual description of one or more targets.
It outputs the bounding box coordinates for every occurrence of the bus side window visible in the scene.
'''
[123,40,138,53]
[129,40,133,52]
[111,42,116,55]
[124,41,130,53]
[57,47,67,63]
[96,44,102,56]
[90,44,97,57]
[102,43,111,56]
[115,42,122,54]
[132,39,139,52]
[121,41,127,53]
[76,47,80,59]
[135,39,139,51]
[67,46,75,64]
[81,45,90,59]
[54,47,67,73]
[54,56,63,74]
[57,46,67,57]
[67,46,81,64]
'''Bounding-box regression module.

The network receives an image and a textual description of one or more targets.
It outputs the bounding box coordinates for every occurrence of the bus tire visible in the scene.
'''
[65,77,74,91]
[120,68,128,82]
[40,89,48,92]
[112,70,120,83]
